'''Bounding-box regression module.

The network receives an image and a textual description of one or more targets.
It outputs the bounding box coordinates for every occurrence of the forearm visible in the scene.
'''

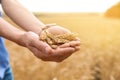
[1,0,45,34]
[0,17,25,46]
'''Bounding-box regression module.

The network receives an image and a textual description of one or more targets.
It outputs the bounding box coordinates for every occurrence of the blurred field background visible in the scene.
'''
[3,3,120,80]
[3,12,120,80]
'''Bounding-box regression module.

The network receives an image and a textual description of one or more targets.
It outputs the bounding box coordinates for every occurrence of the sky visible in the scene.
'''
[1,0,120,12]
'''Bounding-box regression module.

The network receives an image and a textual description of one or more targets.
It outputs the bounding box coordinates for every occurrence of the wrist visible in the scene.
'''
[18,31,40,47]
[14,31,26,47]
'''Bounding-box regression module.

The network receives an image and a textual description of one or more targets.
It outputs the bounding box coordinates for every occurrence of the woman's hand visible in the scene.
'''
[20,31,80,62]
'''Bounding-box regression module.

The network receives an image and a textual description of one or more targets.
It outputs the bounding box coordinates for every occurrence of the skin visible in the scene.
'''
[0,0,80,62]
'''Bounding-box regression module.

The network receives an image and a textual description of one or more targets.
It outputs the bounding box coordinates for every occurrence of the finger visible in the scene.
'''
[42,23,56,30]
[59,42,70,48]
[46,23,56,27]
[75,37,80,41]
[59,41,80,48]
[53,47,75,57]
[69,41,80,47]
[74,46,80,51]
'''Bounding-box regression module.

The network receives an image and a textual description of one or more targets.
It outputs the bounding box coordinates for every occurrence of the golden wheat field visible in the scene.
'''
[4,13,120,80]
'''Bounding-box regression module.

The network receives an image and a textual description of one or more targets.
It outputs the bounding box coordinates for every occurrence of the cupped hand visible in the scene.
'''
[20,31,80,62]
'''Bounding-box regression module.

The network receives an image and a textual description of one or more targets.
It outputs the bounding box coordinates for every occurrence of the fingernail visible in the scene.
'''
[75,46,80,51]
